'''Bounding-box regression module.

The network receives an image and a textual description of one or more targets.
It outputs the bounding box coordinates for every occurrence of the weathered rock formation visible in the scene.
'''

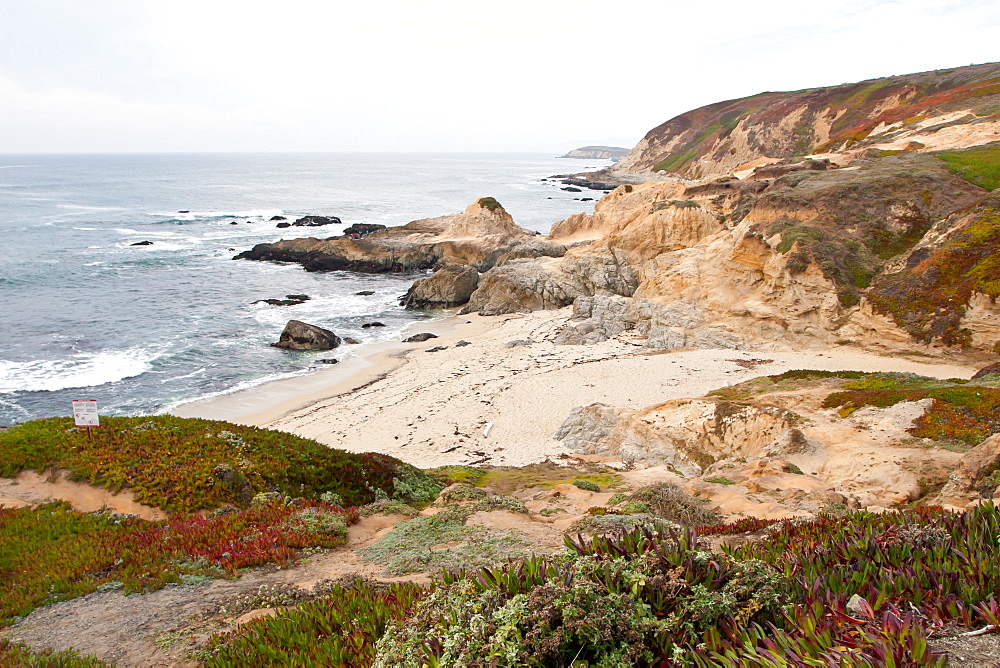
[554,399,795,476]
[271,320,341,351]
[236,198,563,275]
[556,371,979,509]
[464,148,998,356]
[932,434,1000,509]
[401,264,479,309]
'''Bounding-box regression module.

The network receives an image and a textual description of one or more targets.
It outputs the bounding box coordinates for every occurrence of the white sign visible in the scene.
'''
[72,400,100,427]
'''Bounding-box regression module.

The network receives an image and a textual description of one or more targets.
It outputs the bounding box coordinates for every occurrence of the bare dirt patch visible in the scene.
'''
[0,469,166,521]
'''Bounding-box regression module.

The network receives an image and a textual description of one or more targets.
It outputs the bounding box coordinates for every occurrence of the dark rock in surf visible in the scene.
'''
[276,222,291,228]
[293,215,342,227]
[270,215,287,221]
[403,332,438,343]
[131,240,154,246]
[271,320,341,351]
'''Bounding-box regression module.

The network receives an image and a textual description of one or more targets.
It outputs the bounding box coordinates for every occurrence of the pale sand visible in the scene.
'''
[173,308,977,469]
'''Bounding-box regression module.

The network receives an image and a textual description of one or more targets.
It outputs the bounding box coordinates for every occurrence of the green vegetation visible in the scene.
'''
[938,144,1000,191]
[199,504,1000,666]
[372,503,1000,666]
[824,380,1000,445]
[0,640,110,667]
[705,476,736,486]
[436,482,488,503]
[0,416,441,512]
[202,581,424,667]
[606,492,627,506]
[770,221,884,307]
[653,110,749,174]
[0,499,352,625]
[357,499,419,517]
[477,196,502,212]
[425,464,487,487]
[572,479,600,492]
[358,496,529,575]
[709,370,1000,447]
[653,147,699,173]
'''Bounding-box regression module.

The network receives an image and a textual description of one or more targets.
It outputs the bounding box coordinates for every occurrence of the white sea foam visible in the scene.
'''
[152,208,283,221]
[0,349,155,394]
[164,367,206,382]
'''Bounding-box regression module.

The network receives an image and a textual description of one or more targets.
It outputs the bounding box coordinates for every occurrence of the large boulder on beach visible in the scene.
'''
[401,264,479,309]
[271,320,342,351]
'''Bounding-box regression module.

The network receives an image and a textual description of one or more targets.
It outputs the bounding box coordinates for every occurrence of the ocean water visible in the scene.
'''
[0,153,605,426]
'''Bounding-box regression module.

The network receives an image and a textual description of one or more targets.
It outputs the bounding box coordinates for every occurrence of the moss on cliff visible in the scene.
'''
[869,196,1000,345]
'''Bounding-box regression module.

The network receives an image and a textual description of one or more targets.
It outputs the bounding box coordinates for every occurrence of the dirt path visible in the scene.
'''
[1,517,432,666]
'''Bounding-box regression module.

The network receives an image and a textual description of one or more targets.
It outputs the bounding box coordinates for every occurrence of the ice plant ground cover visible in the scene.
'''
[0,498,354,625]
[186,503,1000,666]
[0,416,442,512]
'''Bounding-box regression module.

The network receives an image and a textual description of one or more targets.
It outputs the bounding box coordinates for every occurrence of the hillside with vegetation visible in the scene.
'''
[604,62,1000,181]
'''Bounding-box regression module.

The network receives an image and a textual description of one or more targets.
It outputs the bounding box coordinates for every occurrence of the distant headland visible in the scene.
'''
[558,145,630,161]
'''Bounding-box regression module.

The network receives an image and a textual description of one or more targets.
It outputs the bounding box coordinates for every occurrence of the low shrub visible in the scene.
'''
[606,492,627,506]
[572,479,600,492]
[357,499,419,517]
[436,483,488,504]
[629,482,721,526]
[358,497,529,575]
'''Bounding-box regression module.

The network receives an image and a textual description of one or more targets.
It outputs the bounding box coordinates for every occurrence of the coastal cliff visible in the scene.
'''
[602,61,1000,182]
[443,63,1000,358]
[460,150,999,357]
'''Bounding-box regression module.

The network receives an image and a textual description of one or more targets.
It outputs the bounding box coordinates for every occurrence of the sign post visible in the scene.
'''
[72,400,100,439]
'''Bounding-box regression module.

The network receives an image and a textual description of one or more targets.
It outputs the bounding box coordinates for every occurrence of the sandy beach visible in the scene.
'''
[172,308,977,469]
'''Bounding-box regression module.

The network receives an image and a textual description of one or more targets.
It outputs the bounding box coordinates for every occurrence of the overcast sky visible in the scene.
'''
[1,0,998,153]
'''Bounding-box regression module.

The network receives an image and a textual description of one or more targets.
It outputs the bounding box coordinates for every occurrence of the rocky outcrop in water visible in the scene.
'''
[235,198,562,275]
[293,215,342,227]
[271,320,341,351]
